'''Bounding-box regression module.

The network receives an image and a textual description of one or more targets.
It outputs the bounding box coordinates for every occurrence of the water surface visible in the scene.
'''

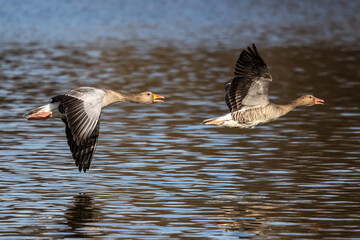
[1,0,360,239]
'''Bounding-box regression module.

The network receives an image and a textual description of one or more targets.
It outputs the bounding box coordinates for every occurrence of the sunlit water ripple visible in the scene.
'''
[1,1,360,238]
[1,43,359,239]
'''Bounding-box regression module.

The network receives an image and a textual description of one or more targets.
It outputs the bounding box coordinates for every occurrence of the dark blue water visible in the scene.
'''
[1,0,360,239]
[1,0,359,48]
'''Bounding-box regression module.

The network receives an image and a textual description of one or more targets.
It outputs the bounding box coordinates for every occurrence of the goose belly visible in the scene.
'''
[228,107,282,128]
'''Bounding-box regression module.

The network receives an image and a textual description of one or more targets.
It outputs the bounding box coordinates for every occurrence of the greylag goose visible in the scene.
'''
[25,87,165,172]
[203,44,324,128]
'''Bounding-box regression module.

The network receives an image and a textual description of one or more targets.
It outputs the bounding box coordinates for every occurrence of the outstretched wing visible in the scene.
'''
[62,118,100,172]
[226,44,272,112]
[52,87,105,172]
[224,80,232,111]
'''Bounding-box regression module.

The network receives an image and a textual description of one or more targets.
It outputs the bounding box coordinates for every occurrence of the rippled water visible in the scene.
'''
[1,43,359,239]
[1,1,360,239]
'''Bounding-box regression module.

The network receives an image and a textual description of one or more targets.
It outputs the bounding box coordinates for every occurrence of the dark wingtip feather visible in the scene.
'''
[78,164,88,173]
[251,43,262,60]
[252,43,257,51]
[227,44,272,112]
[62,118,99,174]
[233,43,269,78]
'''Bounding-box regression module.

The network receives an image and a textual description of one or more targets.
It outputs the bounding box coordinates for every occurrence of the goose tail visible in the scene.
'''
[24,104,52,120]
[202,116,224,125]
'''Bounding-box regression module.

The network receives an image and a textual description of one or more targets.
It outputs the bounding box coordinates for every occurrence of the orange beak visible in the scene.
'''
[314,97,324,105]
[153,94,165,103]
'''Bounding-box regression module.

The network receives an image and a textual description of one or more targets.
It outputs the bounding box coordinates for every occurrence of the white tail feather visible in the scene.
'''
[24,104,52,120]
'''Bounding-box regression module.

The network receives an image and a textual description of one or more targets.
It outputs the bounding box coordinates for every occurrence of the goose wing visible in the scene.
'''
[224,80,232,110]
[62,118,100,172]
[52,87,105,172]
[226,44,272,112]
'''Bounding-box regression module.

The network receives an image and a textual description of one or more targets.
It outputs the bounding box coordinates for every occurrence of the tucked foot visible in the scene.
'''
[27,111,52,120]
[203,119,225,126]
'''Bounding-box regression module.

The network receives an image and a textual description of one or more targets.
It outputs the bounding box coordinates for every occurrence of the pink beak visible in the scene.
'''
[314,97,324,104]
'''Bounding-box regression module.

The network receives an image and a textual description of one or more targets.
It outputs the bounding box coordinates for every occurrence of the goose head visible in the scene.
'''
[135,91,165,104]
[295,95,324,107]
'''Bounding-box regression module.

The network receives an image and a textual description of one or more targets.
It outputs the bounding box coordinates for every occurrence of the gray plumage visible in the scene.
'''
[227,44,272,112]
[203,44,324,128]
[51,87,104,172]
[25,87,165,172]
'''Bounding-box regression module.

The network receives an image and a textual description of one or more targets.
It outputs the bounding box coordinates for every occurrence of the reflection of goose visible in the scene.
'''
[25,87,165,172]
[215,195,281,238]
[65,193,103,237]
[203,44,324,128]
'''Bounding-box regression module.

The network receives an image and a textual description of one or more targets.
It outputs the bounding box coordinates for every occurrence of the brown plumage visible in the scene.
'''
[203,44,324,128]
[25,87,165,172]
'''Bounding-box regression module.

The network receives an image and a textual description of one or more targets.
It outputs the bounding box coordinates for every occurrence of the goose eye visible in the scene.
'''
[147,93,151,96]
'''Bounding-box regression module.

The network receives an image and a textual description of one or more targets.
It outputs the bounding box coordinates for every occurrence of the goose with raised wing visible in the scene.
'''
[203,44,324,128]
[25,87,165,172]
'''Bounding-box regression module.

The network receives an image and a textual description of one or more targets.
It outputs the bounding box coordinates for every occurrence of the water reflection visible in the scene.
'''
[214,190,360,239]
[65,193,103,238]
[215,196,281,239]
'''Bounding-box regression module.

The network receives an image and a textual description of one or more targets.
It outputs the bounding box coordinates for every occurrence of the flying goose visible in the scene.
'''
[203,44,324,128]
[25,87,165,172]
